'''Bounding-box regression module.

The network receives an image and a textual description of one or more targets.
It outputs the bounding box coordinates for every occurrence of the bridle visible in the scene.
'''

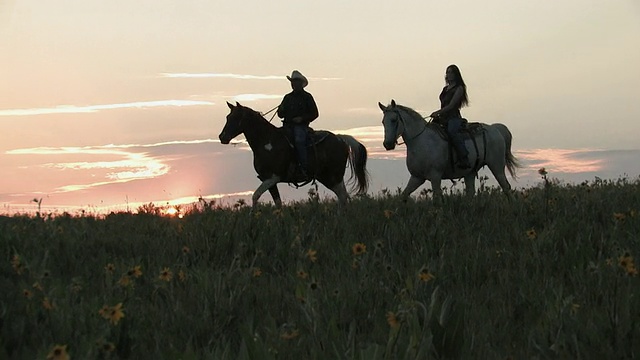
[387,109,428,146]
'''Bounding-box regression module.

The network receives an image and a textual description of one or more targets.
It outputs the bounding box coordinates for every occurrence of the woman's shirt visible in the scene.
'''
[439,85,463,120]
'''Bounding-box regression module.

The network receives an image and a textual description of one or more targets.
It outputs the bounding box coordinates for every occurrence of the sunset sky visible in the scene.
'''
[1,0,639,214]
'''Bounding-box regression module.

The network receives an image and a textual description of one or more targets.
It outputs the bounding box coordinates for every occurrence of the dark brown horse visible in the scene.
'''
[219,102,369,208]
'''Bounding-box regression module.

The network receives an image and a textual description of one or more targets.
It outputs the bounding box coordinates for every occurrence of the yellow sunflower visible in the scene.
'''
[159,267,173,282]
[130,265,143,278]
[352,243,367,255]
[104,263,116,274]
[280,329,300,340]
[297,270,308,279]
[118,275,132,288]
[526,228,537,240]
[386,311,400,329]
[178,269,187,282]
[418,270,435,282]
[306,249,318,263]
[11,254,23,274]
[109,303,125,325]
[46,344,69,360]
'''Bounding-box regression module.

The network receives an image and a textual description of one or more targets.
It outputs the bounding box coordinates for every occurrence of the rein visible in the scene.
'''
[261,105,279,123]
[394,110,429,146]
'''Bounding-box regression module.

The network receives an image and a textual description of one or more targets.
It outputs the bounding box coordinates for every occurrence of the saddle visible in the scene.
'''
[277,127,332,186]
[278,127,332,148]
[431,118,487,171]
[431,118,484,140]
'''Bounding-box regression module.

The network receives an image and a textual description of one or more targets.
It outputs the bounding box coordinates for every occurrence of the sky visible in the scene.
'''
[1,0,639,214]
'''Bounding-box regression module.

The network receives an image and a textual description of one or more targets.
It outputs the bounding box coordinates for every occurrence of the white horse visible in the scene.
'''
[378,100,519,199]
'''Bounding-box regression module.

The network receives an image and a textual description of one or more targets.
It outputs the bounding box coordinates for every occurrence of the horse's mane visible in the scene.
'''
[393,103,426,122]
[238,105,277,127]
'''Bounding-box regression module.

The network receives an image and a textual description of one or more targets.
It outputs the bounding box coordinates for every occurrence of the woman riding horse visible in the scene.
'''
[429,64,471,169]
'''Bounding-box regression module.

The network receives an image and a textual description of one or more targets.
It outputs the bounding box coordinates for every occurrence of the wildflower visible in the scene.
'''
[309,281,319,290]
[605,258,614,267]
[178,270,187,282]
[42,270,51,278]
[385,264,393,272]
[42,297,54,310]
[182,246,190,255]
[71,280,83,293]
[570,303,580,315]
[630,209,637,218]
[619,253,638,276]
[386,311,400,328]
[418,270,435,282]
[306,249,318,263]
[375,239,384,250]
[383,209,393,219]
[98,305,110,319]
[352,243,367,256]
[296,270,308,279]
[280,329,300,340]
[613,212,626,222]
[538,167,547,176]
[22,289,33,299]
[352,259,360,269]
[526,228,537,240]
[108,303,125,325]
[11,254,23,274]
[159,267,173,282]
[104,263,115,274]
[46,344,69,360]
[296,295,306,304]
[130,265,142,278]
[253,267,263,277]
[101,342,116,353]
[118,275,132,288]
[273,208,283,217]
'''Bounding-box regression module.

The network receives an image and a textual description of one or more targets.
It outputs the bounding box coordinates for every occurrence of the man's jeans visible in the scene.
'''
[291,124,308,169]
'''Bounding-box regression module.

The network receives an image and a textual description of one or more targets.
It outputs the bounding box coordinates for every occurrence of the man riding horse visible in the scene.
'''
[277,70,318,179]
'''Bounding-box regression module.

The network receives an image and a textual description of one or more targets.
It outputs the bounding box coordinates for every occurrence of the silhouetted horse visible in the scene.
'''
[379,100,519,199]
[219,102,369,208]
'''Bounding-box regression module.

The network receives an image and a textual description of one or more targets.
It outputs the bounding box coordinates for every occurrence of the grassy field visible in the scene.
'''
[1,173,639,359]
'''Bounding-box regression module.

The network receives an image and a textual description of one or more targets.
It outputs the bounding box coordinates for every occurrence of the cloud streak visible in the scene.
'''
[7,145,170,193]
[0,100,214,117]
[230,94,282,102]
[159,72,342,81]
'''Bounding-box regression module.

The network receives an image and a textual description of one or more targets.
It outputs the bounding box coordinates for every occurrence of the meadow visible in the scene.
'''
[1,173,639,359]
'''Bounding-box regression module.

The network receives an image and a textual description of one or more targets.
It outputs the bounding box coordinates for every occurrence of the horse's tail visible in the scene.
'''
[493,123,520,179]
[336,134,370,194]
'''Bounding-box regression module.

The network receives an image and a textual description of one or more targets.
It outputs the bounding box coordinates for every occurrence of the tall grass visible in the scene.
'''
[1,175,639,359]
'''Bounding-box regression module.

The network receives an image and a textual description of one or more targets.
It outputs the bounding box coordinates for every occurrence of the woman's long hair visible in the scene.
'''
[447,64,469,107]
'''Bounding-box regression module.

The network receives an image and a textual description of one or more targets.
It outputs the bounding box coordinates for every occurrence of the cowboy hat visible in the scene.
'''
[286,70,308,88]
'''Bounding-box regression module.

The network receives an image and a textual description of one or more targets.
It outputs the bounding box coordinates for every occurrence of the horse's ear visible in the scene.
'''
[235,101,241,107]
[227,101,234,109]
[391,99,396,108]
[378,102,386,111]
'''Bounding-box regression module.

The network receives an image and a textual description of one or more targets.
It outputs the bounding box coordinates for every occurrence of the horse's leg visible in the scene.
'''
[330,181,349,207]
[267,185,283,208]
[464,173,476,197]
[401,175,426,201]
[488,164,512,194]
[252,175,281,209]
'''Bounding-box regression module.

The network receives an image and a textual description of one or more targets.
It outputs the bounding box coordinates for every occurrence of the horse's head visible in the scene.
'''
[378,99,405,150]
[219,101,246,144]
